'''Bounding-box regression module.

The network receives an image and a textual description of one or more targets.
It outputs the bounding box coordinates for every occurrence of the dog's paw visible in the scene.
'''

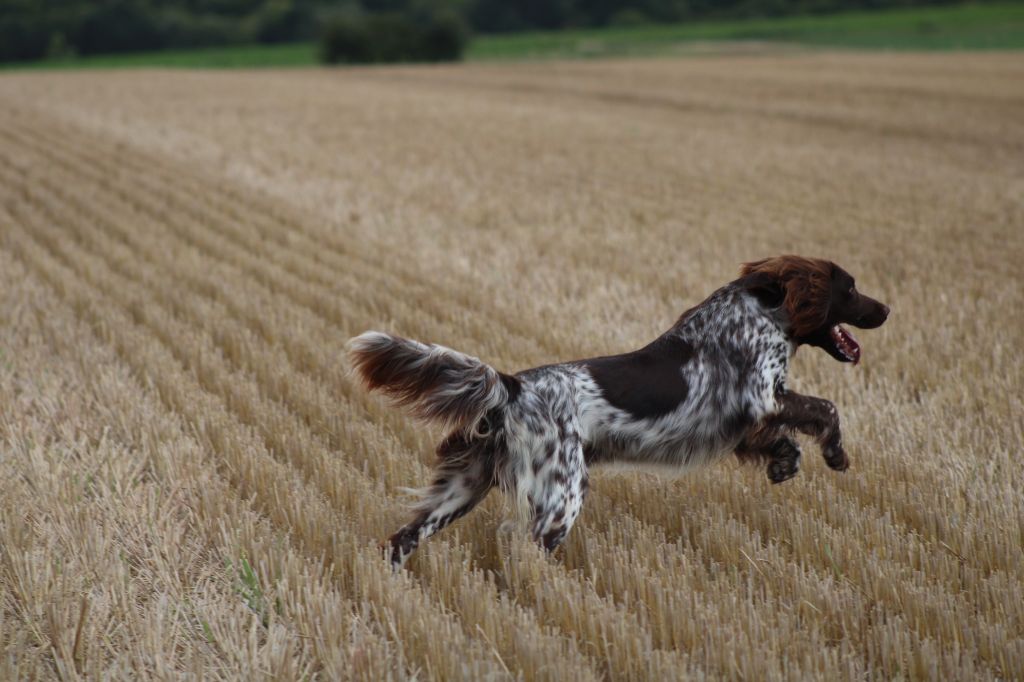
[824,446,849,472]
[767,456,800,484]
[386,527,419,571]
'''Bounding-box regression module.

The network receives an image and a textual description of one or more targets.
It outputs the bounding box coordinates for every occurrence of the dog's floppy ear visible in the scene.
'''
[740,256,832,336]
[738,269,785,309]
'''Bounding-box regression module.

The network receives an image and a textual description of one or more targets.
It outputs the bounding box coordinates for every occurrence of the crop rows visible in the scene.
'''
[0,52,1021,679]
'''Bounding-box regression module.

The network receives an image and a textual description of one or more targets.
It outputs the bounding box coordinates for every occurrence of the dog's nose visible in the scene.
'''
[880,304,890,320]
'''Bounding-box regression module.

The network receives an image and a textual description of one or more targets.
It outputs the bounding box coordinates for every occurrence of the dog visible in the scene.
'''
[348,255,889,568]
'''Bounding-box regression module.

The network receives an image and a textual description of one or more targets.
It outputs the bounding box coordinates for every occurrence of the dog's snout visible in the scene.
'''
[854,300,889,329]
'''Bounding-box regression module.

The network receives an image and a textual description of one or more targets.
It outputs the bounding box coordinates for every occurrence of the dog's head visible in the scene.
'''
[740,255,889,364]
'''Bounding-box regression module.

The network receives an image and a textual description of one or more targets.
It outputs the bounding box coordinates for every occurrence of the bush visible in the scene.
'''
[319,11,469,64]
[418,11,470,61]
[365,13,422,61]
[319,15,374,63]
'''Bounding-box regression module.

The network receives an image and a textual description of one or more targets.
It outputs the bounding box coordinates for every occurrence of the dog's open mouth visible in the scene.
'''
[830,325,861,364]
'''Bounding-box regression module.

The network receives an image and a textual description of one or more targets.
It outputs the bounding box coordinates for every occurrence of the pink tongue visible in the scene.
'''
[831,325,861,364]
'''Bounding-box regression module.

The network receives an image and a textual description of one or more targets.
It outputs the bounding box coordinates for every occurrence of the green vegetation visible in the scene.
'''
[4,2,1022,70]
[18,42,318,69]
[471,2,1024,59]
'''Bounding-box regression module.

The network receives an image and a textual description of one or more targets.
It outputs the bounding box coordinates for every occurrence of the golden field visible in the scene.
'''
[0,52,1021,680]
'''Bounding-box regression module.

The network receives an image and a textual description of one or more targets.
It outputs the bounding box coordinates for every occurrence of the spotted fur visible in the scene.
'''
[349,256,889,568]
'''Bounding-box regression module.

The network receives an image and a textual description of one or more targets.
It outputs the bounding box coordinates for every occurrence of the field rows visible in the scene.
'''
[0,53,1022,679]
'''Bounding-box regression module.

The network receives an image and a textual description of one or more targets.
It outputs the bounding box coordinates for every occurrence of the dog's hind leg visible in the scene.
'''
[529,434,588,553]
[762,436,802,484]
[387,444,494,569]
[736,426,803,484]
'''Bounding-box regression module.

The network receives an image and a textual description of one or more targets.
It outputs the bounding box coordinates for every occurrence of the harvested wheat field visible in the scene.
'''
[0,51,1022,680]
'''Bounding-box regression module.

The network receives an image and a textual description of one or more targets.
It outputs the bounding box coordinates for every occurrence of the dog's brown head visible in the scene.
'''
[740,255,889,364]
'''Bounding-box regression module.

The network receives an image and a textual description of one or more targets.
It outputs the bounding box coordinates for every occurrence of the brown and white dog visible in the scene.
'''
[348,256,889,568]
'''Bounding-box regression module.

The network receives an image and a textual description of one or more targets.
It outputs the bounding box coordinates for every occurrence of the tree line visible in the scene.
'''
[0,0,979,63]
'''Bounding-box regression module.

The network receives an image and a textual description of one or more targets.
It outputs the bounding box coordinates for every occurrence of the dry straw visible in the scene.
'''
[0,51,1021,679]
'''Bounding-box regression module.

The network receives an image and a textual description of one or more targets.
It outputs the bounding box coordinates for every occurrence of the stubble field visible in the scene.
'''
[0,52,1022,680]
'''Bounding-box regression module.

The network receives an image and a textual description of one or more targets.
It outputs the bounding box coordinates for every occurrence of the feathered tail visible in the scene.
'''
[347,331,515,433]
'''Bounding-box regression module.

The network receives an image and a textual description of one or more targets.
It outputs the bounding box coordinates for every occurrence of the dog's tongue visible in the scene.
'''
[830,325,861,364]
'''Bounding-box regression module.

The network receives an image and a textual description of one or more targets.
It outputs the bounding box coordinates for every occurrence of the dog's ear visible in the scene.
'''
[779,262,832,337]
[740,256,832,336]
[739,270,785,309]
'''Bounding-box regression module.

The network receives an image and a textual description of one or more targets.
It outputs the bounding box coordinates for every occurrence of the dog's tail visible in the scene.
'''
[347,331,517,433]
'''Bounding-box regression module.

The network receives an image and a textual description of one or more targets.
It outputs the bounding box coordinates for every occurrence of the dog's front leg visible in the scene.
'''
[768,390,847,472]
